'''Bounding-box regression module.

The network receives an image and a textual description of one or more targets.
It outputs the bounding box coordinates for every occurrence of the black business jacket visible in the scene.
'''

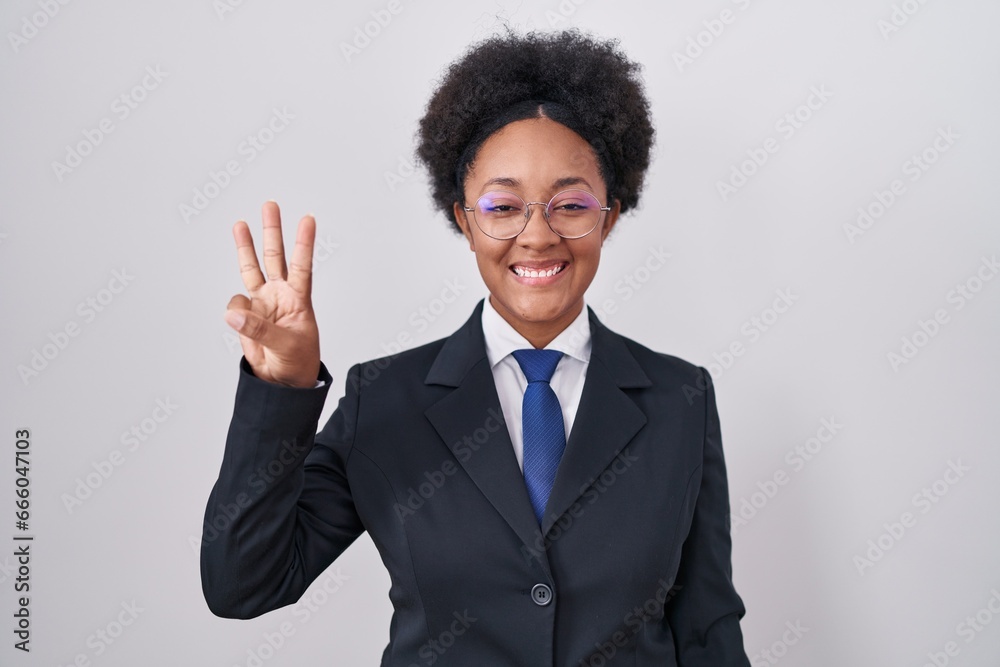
[201,298,750,665]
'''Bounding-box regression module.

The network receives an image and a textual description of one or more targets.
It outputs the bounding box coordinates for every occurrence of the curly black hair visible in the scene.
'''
[415,28,655,236]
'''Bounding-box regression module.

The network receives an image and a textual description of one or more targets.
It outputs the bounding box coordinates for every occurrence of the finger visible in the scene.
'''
[223,306,291,351]
[261,200,288,281]
[223,302,249,333]
[226,294,251,311]
[233,221,265,293]
[287,213,316,296]
[223,305,263,368]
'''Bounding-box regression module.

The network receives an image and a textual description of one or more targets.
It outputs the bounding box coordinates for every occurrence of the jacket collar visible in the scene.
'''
[425,298,651,389]
[423,298,651,569]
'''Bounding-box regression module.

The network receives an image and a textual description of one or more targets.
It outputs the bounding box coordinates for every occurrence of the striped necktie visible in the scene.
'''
[511,349,566,525]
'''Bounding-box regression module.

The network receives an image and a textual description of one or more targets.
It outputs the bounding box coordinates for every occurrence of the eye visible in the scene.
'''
[476,193,524,217]
[550,191,600,215]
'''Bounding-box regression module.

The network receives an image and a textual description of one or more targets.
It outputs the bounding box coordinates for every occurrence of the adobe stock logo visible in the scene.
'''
[886,254,997,372]
[55,600,144,666]
[730,417,843,534]
[843,126,959,244]
[682,288,799,404]
[339,0,412,63]
[61,398,179,513]
[852,459,970,576]
[920,587,1000,667]
[17,268,135,385]
[749,620,809,666]
[716,86,834,202]
[671,0,757,73]
[51,66,168,182]
[179,107,295,223]
[8,0,74,53]
[877,0,932,40]
[545,0,592,27]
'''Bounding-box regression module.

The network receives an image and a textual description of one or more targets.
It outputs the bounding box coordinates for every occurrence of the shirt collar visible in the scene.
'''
[481,295,592,369]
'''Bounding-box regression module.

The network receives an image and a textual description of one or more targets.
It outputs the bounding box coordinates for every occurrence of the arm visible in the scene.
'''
[202,201,364,617]
[199,357,365,619]
[666,367,750,666]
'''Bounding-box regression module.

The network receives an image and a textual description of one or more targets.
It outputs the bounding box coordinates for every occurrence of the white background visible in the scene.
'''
[1,1,998,665]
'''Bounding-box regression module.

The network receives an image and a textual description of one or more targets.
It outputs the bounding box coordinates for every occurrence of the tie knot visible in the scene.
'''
[511,348,563,384]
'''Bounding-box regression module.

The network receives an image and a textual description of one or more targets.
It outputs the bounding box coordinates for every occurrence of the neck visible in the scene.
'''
[489,295,582,349]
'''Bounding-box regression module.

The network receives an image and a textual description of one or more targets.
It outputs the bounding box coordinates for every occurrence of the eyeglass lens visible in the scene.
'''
[473,190,602,239]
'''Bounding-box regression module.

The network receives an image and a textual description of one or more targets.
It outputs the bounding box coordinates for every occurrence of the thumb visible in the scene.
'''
[223,309,246,331]
[224,308,289,350]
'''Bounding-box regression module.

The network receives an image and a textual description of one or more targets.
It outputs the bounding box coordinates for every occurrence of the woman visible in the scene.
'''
[201,29,750,666]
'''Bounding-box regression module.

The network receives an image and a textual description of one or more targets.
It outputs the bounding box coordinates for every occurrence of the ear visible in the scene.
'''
[453,201,475,251]
[600,199,621,244]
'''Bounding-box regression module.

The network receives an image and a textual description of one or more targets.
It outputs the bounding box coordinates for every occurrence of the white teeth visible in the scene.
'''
[512,264,565,278]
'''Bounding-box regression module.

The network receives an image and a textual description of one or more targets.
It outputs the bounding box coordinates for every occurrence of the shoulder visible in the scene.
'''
[592,312,706,387]
[633,337,703,380]
[591,315,717,411]
[346,335,451,392]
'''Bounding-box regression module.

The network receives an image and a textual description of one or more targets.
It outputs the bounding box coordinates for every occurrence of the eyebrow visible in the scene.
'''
[480,176,593,193]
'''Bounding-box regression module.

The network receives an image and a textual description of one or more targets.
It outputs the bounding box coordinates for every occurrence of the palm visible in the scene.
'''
[225,201,321,388]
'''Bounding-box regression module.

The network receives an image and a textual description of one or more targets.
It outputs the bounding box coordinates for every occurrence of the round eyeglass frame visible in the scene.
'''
[463,189,612,240]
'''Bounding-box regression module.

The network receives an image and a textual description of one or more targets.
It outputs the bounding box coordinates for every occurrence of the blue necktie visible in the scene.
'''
[511,349,566,525]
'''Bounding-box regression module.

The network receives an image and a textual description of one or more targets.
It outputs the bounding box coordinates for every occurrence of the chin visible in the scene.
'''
[509,295,574,321]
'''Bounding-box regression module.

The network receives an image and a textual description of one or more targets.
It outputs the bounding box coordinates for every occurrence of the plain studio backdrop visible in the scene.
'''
[1,1,998,665]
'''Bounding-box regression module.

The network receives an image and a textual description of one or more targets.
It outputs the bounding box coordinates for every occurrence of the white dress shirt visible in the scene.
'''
[481,296,590,472]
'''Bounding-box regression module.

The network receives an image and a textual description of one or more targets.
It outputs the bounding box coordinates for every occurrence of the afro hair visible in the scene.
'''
[416,28,655,235]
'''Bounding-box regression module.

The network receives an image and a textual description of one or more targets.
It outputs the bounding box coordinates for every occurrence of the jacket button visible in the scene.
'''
[531,583,553,606]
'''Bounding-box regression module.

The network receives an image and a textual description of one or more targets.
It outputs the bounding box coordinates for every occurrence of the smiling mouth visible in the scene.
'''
[510,263,568,278]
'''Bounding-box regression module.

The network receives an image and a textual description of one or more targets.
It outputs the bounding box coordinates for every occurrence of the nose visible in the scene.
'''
[518,202,560,247]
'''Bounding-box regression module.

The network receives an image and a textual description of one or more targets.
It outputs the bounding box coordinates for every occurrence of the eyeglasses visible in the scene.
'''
[463,189,612,240]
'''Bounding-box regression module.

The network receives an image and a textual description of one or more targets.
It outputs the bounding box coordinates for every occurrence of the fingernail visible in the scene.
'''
[224,310,245,330]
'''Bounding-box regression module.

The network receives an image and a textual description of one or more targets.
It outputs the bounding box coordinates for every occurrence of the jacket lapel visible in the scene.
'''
[423,299,652,555]
[541,307,650,535]
[423,300,544,564]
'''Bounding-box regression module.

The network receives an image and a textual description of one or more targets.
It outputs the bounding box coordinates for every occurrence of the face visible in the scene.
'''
[453,117,620,347]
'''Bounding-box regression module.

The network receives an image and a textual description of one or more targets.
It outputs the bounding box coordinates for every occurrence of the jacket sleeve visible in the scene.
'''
[666,367,751,666]
[200,357,365,619]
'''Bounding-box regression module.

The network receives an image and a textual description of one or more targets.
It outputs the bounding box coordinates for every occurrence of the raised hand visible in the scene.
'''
[224,201,321,388]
